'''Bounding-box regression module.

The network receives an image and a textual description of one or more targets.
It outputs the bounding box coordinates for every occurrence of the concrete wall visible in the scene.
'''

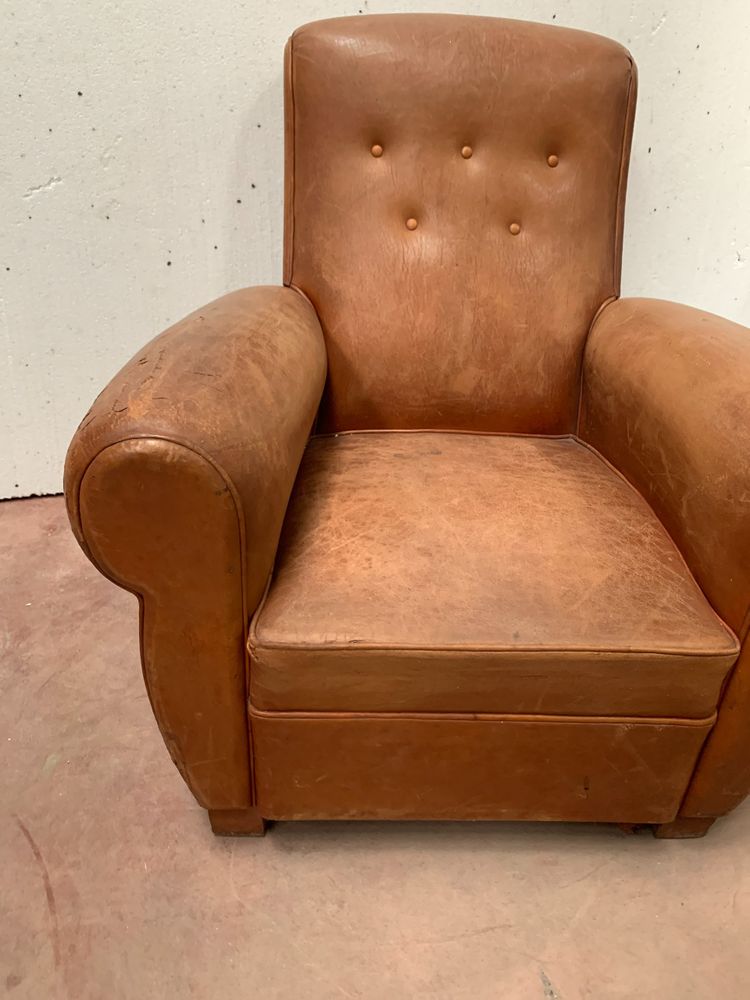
[2,0,749,497]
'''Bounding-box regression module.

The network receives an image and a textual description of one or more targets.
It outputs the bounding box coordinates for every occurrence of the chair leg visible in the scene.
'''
[616,822,646,835]
[208,807,266,837]
[653,816,716,839]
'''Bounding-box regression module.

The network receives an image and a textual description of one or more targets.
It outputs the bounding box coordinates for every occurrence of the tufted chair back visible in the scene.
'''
[284,14,636,434]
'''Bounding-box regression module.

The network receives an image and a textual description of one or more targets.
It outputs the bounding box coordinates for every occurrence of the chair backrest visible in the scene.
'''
[284,14,636,434]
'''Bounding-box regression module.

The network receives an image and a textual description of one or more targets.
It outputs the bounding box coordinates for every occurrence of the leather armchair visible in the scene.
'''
[65,14,750,839]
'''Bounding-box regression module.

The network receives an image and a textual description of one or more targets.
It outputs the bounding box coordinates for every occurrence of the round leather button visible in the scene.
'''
[547,153,559,167]
[371,144,384,158]
[406,217,418,231]
[509,222,521,235]
[461,145,473,159]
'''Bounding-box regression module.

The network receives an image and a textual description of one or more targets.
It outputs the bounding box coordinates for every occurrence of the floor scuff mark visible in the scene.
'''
[15,816,61,968]
[540,968,562,999]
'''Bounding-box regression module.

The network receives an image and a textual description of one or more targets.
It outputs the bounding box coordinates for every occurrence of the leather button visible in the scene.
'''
[371,144,384,158]
[461,145,473,159]
[509,222,521,235]
[406,217,418,231]
[547,154,559,167]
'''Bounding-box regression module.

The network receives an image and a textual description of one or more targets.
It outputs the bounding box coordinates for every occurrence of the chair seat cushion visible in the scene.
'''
[249,432,738,717]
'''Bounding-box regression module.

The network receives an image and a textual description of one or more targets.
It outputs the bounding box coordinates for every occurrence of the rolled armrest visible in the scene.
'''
[65,286,326,809]
[580,297,750,634]
[580,297,750,816]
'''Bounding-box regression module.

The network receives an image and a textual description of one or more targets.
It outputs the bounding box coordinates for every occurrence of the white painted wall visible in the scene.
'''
[2,0,749,498]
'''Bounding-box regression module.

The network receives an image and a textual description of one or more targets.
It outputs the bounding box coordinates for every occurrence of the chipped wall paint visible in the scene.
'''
[2,0,749,498]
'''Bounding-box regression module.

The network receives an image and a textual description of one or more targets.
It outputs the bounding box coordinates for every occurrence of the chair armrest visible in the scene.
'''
[580,297,750,817]
[64,285,326,810]
[581,297,750,635]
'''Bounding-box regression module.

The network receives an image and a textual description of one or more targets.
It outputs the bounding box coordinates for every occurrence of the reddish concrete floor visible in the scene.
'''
[2,495,749,999]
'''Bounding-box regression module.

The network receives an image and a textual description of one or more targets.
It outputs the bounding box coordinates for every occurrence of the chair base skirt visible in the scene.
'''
[249,706,714,825]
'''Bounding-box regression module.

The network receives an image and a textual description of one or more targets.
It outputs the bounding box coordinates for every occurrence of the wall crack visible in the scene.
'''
[22,176,63,199]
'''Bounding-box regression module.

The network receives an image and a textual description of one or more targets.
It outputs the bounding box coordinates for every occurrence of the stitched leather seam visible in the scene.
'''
[675,715,719,818]
[311,429,575,441]
[575,295,617,437]
[613,55,636,294]
[287,282,315,310]
[284,30,297,287]
[249,637,738,658]
[76,434,257,807]
[248,705,717,728]
[574,58,636,437]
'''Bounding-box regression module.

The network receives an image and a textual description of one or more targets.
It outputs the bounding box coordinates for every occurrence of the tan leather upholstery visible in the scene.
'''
[251,710,713,824]
[581,297,750,636]
[64,14,749,838]
[580,297,750,819]
[65,287,326,807]
[250,432,736,717]
[286,15,636,433]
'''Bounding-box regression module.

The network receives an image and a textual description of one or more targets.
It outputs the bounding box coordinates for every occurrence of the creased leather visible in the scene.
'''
[285,14,636,433]
[580,297,750,817]
[250,432,737,717]
[65,287,326,808]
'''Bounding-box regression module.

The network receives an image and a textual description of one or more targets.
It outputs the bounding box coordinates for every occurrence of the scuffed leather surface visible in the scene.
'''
[580,297,750,816]
[581,297,750,636]
[286,14,635,433]
[65,286,326,808]
[80,440,252,807]
[250,432,737,716]
[251,707,712,823]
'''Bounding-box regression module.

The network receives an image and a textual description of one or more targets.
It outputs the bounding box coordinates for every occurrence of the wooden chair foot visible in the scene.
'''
[616,822,646,835]
[653,816,716,839]
[208,808,266,837]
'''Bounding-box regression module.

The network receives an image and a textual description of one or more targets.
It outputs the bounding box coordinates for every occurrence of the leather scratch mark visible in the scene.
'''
[15,816,61,968]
